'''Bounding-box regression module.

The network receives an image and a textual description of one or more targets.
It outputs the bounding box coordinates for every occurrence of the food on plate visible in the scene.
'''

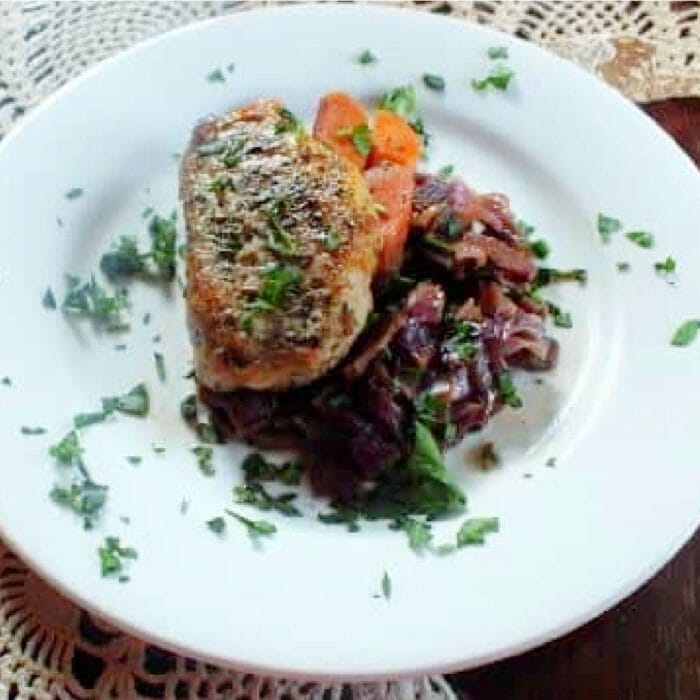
[181,98,382,391]
[183,91,567,518]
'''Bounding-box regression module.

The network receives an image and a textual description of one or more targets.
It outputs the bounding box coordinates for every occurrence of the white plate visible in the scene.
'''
[1,5,699,681]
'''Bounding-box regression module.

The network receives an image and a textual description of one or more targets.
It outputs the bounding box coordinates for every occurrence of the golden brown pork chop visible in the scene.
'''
[181,99,381,391]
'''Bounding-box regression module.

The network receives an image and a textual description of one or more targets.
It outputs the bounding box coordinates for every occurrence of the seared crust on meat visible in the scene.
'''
[181,99,381,391]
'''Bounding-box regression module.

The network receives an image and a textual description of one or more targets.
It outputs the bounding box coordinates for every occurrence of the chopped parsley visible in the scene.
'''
[114,343,127,351]
[192,445,214,476]
[545,457,557,468]
[1,377,10,386]
[357,49,377,65]
[206,67,225,83]
[242,264,302,331]
[324,228,343,251]
[317,507,361,532]
[52,480,108,530]
[597,213,622,243]
[100,237,145,278]
[153,352,166,382]
[378,85,429,145]
[101,383,150,417]
[275,107,304,136]
[498,371,522,408]
[207,516,226,534]
[380,571,392,600]
[225,509,276,538]
[73,410,111,429]
[65,187,84,200]
[98,537,137,578]
[475,441,500,470]
[654,256,676,276]
[516,219,535,238]
[415,392,447,427]
[616,261,631,272]
[392,516,433,552]
[444,320,479,360]
[61,275,129,331]
[487,46,509,59]
[265,202,298,256]
[671,319,699,347]
[471,65,514,91]
[21,426,46,435]
[49,431,83,465]
[195,422,220,444]
[456,517,499,546]
[351,124,372,157]
[529,239,550,259]
[547,301,573,329]
[148,212,178,279]
[626,230,655,249]
[126,456,142,465]
[42,287,57,309]
[422,73,445,91]
[180,498,189,514]
[152,444,166,454]
[534,267,587,286]
[241,451,304,485]
[437,164,454,180]
[233,482,301,517]
[180,393,197,421]
[142,206,154,219]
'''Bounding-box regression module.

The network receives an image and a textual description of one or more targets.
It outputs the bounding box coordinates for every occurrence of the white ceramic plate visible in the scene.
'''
[1,5,699,681]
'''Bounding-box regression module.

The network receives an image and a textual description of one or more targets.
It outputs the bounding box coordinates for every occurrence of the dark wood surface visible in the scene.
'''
[451,97,700,700]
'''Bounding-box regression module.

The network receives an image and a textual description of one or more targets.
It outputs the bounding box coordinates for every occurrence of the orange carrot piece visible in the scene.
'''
[312,92,369,170]
[368,109,421,169]
[365,163,416,274]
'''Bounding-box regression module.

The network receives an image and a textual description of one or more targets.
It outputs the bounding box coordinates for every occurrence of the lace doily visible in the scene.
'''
[0,2,698,698]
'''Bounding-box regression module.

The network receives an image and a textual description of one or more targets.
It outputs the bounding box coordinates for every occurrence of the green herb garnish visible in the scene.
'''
[534,267,587,286]
[192,445,214,476]
[148,212,177,279]
[654,256,676,275]
[616,261,630,272]
[379,85,429,145]
[437,164,454,180]
[62,275,129,331]
[65,187,84,200]
[380,571,392,600]
[152,444,166,454]
[73,410,111,429]
[52,480,108,530]
[357,49,377,65]
[242,264,302,331]
[324,228,343,251]
[471,65,514,91]
[422,73,445,91]
[318,507,361,532]
[21,426,46,435]
[225,509,277,538]
[153,352,166,382]
[207,516,226,534]
[275,107,304,136]
[392,516,433,552]
[180,393,197,421]
[101,383,150,417]
[547,301,573,329]
[1,377,11,386]
[545,457,557,468]
[265,202,298,256]
[42,287,57,309]
[351,124,372,157]
[597,213,622,243]
[487,46,509,59]
[498,371,522,408]
[233,482,301,517]
[444,320,479,360]
[415,392,447,427]
[126,456,142,465]
[206,68,225,83]
[98,537,137,578]
[49,430,83,465]
[626,230,655,249]
[529,239,550,259]
[241,451,304,485]
[671,319,699,347]
[100,237,146,278]
[456,516,499,546]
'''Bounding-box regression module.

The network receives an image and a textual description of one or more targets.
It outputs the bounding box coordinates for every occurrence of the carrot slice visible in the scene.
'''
[368,109,421,169]
[365,163,416,274]
[312,92,369,170]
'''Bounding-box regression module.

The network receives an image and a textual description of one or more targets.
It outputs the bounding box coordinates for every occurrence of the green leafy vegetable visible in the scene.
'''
[547,301,573,329]
[153,352,166,382]
[414,392,447,427]
[654,256,676,275]
[242,264,302,331]
[206,68,225,83]
[597,213,622,243]
[317,507,361,532]
[671,319,699,347]
[21,426,46,435]
[498,371,522,408]
[487,46,509,59]
[456,517,499,546]
[73,410,110,429]
[207,516,226,534]
[99,237,146,278]
[436,164,454,180]
[42,287,57,309]
[52,480,108,530]
[241,451,304,485]
[98,536,137,577]
[152,444,166,454]
[61,275,129,331]
[49,431,83,465]
[444,320,478,360]
[225,509,277,538]
[65,187,84,200]
[471,65,514,91]
[265,202,298,256]
[192,445,214,476]
[233,482,301,517]
[422,73,445,91]
[351,124,372,157]
[357,50,377,65]
[529,239,550,259]
[378,85,429,144]
[626,230,655,249]
[392,516,433,552]
[101,383,150,417]
[148,212,177,279]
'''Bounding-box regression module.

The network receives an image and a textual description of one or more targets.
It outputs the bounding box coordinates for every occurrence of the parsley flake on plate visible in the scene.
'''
[52,480,108,530]
[153,352,166,382]
[487,46,509,59]
[546,300,573,329]
[241,451,304,485]
[102,383,150,417]
[471,65,514,91]
[1,376,10,386]
[207,516,226,534]
[61,275,129,332]
[535,267,587,286]
[180,393,197,421]
[391,516,433,553]
[597,213,622,243]
[529,239,550,259]
[498,371,522,408]
[546,457,557,468]
[73,410,111,429]
[654,256,676,276]
[206,67,225,83]
[233,482,301,517]
[98,536,137,578]
[192,445,214,476]
[275,107,305,136]
[351,124,372,157]
[357,49,377,65]
[422,73,445,91]
[126,456,142,465]
[626,230,655,249]
[42,287,57,309]
[380,571,392,600]
[21,426,47,435]
[437,164,454,180]
[616,261,631,272]
[671,319,699,347]
[65,187,84,200]
[225,509,276,539]
[456,517,500,546]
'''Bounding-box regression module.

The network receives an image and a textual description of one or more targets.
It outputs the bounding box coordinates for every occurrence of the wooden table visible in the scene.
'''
[452,97,700,700]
